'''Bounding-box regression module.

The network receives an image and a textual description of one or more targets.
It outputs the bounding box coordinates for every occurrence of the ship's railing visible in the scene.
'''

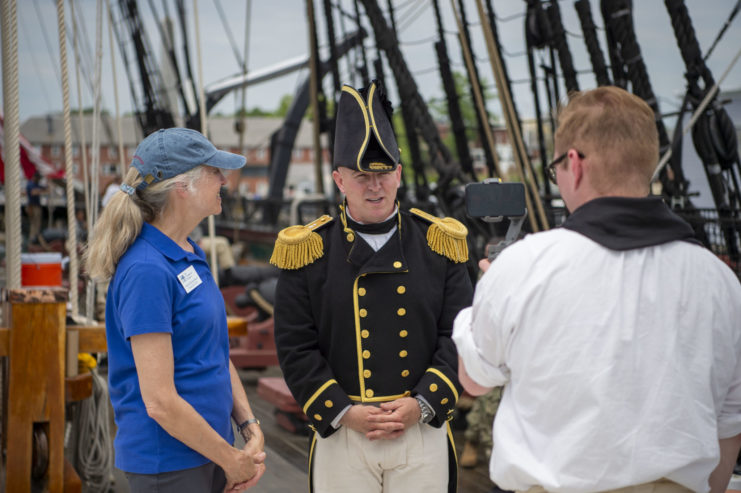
[675,208,741,280]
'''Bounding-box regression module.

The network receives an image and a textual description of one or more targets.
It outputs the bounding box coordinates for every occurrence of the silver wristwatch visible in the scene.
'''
[415,395,434,424]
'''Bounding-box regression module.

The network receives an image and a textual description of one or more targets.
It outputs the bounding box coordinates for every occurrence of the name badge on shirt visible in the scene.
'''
[177,265,202,293]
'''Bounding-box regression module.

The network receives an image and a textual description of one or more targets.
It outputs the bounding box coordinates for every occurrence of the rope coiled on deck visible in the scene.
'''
[73,369,113,492]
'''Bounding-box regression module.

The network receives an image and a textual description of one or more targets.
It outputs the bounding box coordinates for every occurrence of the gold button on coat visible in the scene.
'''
[399,330,408,338]
[429,383,438,392]
[314,414,323,421]
[325,400,333,408]
[359,309,367,317]
[346,232,355,242]
[397,308,406,316]
[397,286,406,294]
[362,350,371,359]
[399,350,408,358]
[358,287,366,296]
[361,329,369,338]
[364,369,372,378]
[401,370,410,377]
[365,389,374,398]
[441,398,449,405]
[393,261,402,268]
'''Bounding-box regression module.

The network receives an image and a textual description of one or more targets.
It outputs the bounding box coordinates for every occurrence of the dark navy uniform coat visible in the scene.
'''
[274,209,474,491]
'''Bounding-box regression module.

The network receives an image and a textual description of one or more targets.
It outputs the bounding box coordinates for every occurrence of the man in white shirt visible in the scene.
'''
[453,86,741,493]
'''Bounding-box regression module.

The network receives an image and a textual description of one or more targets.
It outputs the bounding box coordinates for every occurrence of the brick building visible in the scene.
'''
[19,114,329,202]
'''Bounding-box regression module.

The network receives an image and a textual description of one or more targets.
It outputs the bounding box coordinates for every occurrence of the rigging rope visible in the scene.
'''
[213,0,245,68]
[475,0,548,231]
[307,0,325,195]
[387,0,419,12]
[524,33,551,197]
[70,0,91,235]
[237,0,252,160]
[493,11,526,23]
[73,369,113,492]
[454,0,498,179]
[107,3,126,178]
[432,0,475,184]
[18,8,55,110]
[193,0,220,285]
[2,0,22,289]
[449,0,502,180]
[574,0,611,86]
[389,0,431,195]
[545,0,579,93]
[60,0,80,318]
[704,0,741,62]
[360,0,462,197]
[601,0,681,199]
[664,0,740,226]
[398,0,430,32]
[85,0,104,322]
[652,45,741,183]
[32,0,63,87]
[397,35,438,46]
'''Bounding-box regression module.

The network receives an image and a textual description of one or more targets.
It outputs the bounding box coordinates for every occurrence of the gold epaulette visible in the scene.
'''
[269,215,334,270]
[410,208,469,263]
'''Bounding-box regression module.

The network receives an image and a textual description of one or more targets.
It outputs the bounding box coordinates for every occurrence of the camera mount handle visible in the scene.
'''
[481,208,528,262]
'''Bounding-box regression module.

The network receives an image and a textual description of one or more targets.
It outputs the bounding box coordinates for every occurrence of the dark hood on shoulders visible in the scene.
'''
[561,196,702,250]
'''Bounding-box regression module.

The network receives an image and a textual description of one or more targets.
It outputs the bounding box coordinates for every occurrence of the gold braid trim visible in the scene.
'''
[410,208,469,263]
[269,215,333,270]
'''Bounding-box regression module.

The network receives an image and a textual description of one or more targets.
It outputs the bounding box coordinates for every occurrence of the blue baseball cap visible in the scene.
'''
[131,128,245,189]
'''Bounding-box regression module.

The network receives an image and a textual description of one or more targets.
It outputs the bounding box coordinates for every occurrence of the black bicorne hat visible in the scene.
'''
[333,80,401,172]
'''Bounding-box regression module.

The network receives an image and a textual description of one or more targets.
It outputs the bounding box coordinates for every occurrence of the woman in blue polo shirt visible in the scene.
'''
[86,128,265,493]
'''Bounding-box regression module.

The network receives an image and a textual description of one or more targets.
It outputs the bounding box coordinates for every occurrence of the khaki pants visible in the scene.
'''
[517,478,693,493]
[313,422,449,493]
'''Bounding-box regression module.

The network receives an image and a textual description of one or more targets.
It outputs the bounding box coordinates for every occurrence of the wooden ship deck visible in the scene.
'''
[107,365,498,493]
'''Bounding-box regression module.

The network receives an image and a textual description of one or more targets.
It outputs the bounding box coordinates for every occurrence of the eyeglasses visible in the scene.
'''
[546,150,585,185]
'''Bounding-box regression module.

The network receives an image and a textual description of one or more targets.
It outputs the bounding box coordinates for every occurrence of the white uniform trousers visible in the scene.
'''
[313,421,449,493]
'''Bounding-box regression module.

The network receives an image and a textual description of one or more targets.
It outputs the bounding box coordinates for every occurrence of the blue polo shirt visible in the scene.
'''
[106,223,234,474]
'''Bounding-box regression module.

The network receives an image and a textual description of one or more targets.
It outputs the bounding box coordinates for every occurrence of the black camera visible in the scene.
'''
[464,181,526,218]
[464,180,527,262]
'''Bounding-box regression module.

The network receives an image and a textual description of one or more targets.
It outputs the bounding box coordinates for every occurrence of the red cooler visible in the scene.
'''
[21,252,63,287]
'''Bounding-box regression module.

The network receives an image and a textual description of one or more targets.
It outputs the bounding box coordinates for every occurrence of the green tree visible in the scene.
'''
[276,94,294,118]
[72,107,110,115]
[234,107,273,117]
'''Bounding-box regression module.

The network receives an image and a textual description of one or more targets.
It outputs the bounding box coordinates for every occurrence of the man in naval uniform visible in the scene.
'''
[271,80,473,493]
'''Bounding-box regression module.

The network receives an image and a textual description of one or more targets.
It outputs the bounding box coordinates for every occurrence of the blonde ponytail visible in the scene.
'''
[84,165,205,281]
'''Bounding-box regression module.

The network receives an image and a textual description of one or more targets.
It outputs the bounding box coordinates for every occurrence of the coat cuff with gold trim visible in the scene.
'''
[412,368,461,427]
[302,379,353,438]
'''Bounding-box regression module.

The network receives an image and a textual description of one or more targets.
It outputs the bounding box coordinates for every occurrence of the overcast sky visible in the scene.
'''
[4,0,740,125]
